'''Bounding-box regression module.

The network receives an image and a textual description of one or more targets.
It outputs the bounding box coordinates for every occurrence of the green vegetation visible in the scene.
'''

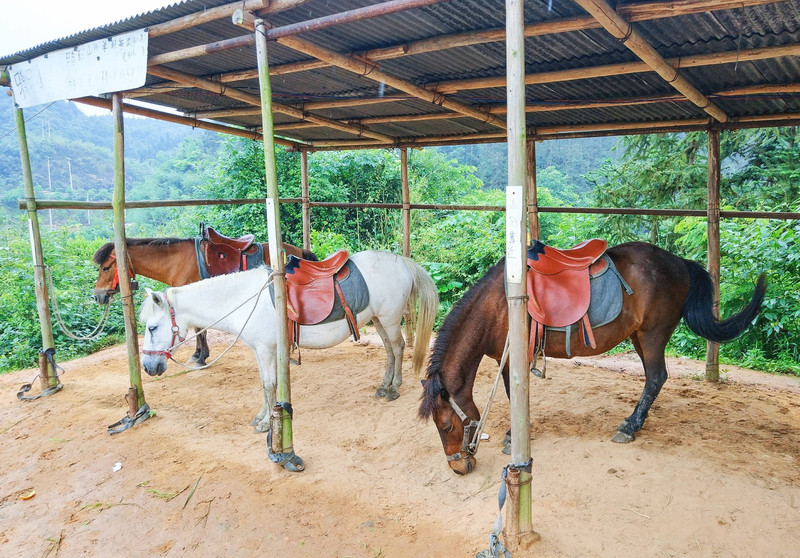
[0,96,796,375]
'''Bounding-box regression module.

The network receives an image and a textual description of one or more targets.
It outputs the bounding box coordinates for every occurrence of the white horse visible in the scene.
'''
[139,250,438,433]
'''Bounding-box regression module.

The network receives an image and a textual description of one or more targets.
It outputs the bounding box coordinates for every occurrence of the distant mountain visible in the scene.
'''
[0,96,218,216]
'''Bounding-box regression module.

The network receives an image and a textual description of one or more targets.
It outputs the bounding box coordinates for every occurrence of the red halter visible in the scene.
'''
[108,252,136,292]
[142,291,184,360]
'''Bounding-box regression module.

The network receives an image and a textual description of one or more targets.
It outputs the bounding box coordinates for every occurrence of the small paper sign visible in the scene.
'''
[8,29,148,108]
[505,185,524,283]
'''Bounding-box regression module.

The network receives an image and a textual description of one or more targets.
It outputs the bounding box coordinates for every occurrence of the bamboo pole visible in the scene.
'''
[572,0,728,122]
[706,129,722,381]
[74,96,304,148]
[147,0,304,37]
[526,139,540,242]
[111,93,146,412]
[301,151,311,251]
[504,0,537,550]
[15,107,59,390]
[225,12,506,131]
[147,65,396,143]
[256,18,299,469]
[18,196,800,221]
[151,0,448,66]
[400,147,414,347]
[434,44,800,94]
[209,0,780,80]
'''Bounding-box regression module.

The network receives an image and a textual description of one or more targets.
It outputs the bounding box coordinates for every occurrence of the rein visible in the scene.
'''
[143,271,275,371]
[445,332,510,463]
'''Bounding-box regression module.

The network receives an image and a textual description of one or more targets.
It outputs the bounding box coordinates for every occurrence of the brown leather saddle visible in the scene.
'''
[283,250,361,354]
[198,224,259,277]
[526,238,608,360]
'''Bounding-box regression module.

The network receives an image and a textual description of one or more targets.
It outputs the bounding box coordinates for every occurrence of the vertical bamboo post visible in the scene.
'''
[112,93,146,413]
[526,139,540,241]
[300,150,311,251]
[255,18,295,460]
[400,147,414,346]
[15,107,58,389]
[504,0,538,549]
[706,129,721,381]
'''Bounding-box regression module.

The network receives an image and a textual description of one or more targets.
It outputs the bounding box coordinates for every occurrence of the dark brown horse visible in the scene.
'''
[419,241,766,475]
[93,237,316,364]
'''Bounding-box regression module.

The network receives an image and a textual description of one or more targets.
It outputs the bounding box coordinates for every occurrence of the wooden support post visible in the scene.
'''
[400,147,414,347]
[111,94,146,409]
[15,107,59,390]
[503,0,538,550]
[256,18,301,470]
[526,139,540,241]
[706,129,721,381]
[300,151,311,251]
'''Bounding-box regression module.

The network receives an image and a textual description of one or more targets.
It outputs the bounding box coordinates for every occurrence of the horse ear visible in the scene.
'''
[420,379,428,388]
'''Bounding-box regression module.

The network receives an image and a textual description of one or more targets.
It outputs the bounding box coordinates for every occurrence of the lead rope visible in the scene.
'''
[163,271,275,372]
[45,265,111,341]
[469,332,511,455]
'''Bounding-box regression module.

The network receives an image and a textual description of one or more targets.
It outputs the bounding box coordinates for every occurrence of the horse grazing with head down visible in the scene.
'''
[419,241,766,475]
[92,236,315,365]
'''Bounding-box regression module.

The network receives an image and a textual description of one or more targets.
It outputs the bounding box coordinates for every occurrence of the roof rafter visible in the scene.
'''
[146,65,397,143]
[572,0,728,122]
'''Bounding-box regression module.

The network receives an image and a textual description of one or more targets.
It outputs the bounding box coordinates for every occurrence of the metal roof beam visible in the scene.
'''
[572,0,728,122]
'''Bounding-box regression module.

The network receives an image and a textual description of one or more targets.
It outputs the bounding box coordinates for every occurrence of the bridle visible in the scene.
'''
[445,394,480,464]
[106,251,137,294]
[141,290,184,360]
[442,333,510,464]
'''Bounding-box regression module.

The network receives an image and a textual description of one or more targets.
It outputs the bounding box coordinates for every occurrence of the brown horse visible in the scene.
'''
[419,241,766,475]
[93,237,316,364]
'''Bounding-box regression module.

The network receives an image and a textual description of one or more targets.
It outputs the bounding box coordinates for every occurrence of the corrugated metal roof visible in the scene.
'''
[2,0,799,148]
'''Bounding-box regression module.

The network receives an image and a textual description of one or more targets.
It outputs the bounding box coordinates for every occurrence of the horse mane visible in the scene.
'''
[92,237,189,265]
[418,258,505,420]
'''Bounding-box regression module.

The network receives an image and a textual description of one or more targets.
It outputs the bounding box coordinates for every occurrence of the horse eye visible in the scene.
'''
[444,423,454,433]
[102,266,111,272]
[148,325,157,334]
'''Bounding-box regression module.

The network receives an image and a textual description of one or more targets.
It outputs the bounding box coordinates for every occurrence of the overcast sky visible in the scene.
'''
[0,1,176,57]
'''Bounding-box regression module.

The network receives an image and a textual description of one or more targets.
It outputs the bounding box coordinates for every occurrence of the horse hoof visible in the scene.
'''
[384,387,400,401]
[253,421,270,433]
[611,431,635,443]
[375,387,387,398]
[502,444,511,455]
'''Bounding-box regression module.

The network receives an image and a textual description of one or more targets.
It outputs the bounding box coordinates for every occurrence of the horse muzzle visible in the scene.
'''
[141,352,168,376]
[93,288,117,305]
[448,454,476,475]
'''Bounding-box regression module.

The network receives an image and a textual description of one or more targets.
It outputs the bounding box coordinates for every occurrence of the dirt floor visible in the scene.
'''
[1,329,799,557]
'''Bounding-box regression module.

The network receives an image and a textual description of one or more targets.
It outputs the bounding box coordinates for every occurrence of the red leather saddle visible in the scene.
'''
[527,239,608,359]
[201,225,257,276]
[285,250,350,325]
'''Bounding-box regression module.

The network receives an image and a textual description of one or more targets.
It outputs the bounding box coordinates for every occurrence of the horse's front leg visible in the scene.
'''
[190,330,210,365]
[372,319,404,401]
[251,346,277,433]
[613,334,668,443]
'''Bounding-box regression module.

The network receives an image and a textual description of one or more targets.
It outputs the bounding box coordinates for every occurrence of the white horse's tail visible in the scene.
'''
[402,257,439,376]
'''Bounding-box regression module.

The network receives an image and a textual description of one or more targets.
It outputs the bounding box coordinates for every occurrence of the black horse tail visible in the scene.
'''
[681,260,767,343]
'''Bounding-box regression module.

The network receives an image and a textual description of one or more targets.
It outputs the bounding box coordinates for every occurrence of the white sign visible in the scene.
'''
[8,29,148,108]
[505,185,524,283]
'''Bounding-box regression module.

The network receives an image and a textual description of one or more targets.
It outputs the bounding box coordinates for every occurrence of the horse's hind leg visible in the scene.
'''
[372,318,405,401]
[613,331,669,443]
[190,330,210,365]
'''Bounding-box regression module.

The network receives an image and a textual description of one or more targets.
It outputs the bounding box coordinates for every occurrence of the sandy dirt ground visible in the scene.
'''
[1,329,799,557]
